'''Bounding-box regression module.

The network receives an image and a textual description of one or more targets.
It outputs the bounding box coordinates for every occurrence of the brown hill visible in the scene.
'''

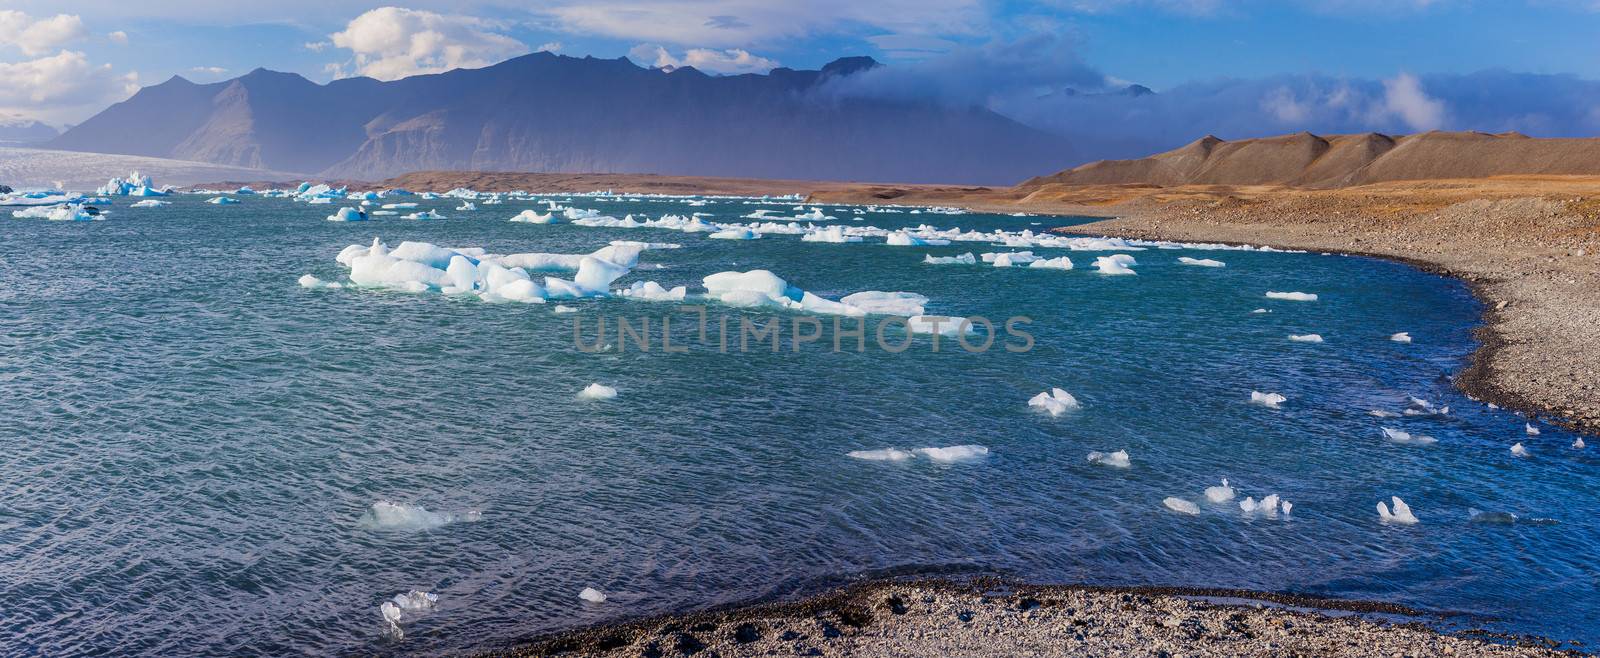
[1021,131,1600,189]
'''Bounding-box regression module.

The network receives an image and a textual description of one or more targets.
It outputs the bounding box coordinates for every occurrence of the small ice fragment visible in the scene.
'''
[1249,391,1286,408]
[1288,334,1323,343]
[1204,478,1235,503]
[1093,254,1137,275]
[1525,423,1540,436]
[1511,442,1530,458]
[1178,257,1225,267]
[1027,388,1080,416]
[1265,291,1317,301]
[554,305,579,313]
[298,274,342,289]
[1575,437,1586,449]
[1391,332,1412,343]
[579,587,607,603]
[1251,308,1270,314]
[579,383,618,400]
[915,445,989,462]
[1369,410,1399,418]
[848,448,914,461]
[1377,496,1419,524]
[1382,427,1437,445]
[1163,497,1200,515]
[1086,450,1131,468]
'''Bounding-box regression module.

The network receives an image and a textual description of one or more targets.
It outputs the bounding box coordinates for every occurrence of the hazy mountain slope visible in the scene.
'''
[1022,131,1600,189]
[50,53,1075,185]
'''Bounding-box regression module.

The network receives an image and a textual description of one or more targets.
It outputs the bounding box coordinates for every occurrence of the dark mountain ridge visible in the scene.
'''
[50,53,1075,185]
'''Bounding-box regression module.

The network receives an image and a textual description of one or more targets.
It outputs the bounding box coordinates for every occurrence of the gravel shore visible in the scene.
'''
[487,580,1574,657]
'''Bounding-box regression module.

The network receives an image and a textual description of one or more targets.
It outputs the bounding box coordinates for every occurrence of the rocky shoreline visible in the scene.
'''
[484,579,1576,657]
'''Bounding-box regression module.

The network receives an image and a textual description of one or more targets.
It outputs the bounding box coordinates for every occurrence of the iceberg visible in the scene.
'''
[11,204,99,221]
[358,501,480,531]
[579,383,618,400]
[1093,254,1137,275]
[1381,427,1437,445]
[1525,423,1540,436]
[615,281,687,302]
[1028,256,1073,270]
[579,587,607,603]
[205,197,240,205]
[456,202,477,211]
[403,210,444,220]
[298,274,342,289]
[906,315,976,336]
[1377,496,1419,524]
[327,207,367,222]
[510,210,556,224]
[1391,332,1412,343]
[1511,442,1530,458]
[1265,291,1317,301]
[1178,257,1225,267]
[380,202,418,209]
[709,228,761,240]
[1239,494,1289,518]
[848,448,915,461]
[1164,497,1201,515]
[1288,334,1324,343]
[129,199,168,208]
[886,231,948,246]
[838,291,927,317]
[1204,478,1235,503]
[1028,388,1080,416]
[1249,391,1286,408]
[1086,450,1131,468]
[924,252,978,265]
[915,445,989,463]
[801,225,862,243]
[981,251,1039,267]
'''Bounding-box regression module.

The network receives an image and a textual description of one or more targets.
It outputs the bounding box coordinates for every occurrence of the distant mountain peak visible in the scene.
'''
[820,56,880,78]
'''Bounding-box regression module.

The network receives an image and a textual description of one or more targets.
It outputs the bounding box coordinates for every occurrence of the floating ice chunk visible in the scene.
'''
[579,587,607,603]
[1249,391,1286,408]
[206,197,239,205]
[1093,254,1137,275]
[615,281,687,302]
[553,305,579,313]
[403,210,444,220]
[456,202,476,211]
[1574,437,1586,449]
[1265,291,1317,301]
[1288,334,1323,343]
[1086,450,1130,468]
[1028,388,1080,416]
[1391,332,1412,343]
[906,315,975,336]
[572,256,631,294]
[359,501,480,531]
[1251,308,1270,314]
[327,207,367,222]
[915,445,989,462]
[1239,494,1283,517]
[510,209,556,223]
[1204,478,1236,503]
[709,228,760,240]
[1525,423,1540,436]
[1511,442,1530,458]
[839,291,927,317]
[982,251,1039,267]
[381,202,417,209]
[1377,497,1419,524]
[129,199,168,208]
[579,383,618,400]
[1164,497,1201,515]
[886,232,948,246]
[1028,256,1073,270]
[1403,397,1449,417]
[924,252,977,265]
[704,269,793,302]
[801,226,861,243]
[1369,410,1400,418]
[298,274,342,289]
[381,588,440,636]
[1178,257,1225,267]
[848,448,915,461]
[1382,427,1438,445]
[12,204,99,221]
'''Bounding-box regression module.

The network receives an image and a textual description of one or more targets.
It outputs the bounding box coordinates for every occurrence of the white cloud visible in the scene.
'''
[328,7,528,80]
[545,0,984,48]
[0,50,138,123]
[627,43,778,74]
[536,41,563,52]
[190,66,228,75]
[107,30,128,45]
[304,41,329,52]
[1379,72,1446,130]
[0,11,89,56]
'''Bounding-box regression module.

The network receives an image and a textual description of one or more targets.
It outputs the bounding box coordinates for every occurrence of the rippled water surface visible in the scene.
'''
[2,194,1596,655]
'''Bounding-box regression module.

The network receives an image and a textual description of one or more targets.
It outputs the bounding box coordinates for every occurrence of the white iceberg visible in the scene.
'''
[510,209,556,224]
[327,207,367,222]
[206,197,239,205]
[1249,391,1286,408]
[1391,332,1412,343]
[906,315,975,336]
[709,228,760,240]
[1163,497,1201,515]
[1028,256,1073,270]
[615,281,688,302]
[358,501,480,531]
[1265,291,1317,301]
[1093,254,1137,275]
[1288,334,1324,343]
[924,252,978,265]
[848,448,915,461]
[1028,388,1080,416]
[1204,478,1235,503]
[1086,450,1131,468]
[838,291,927,317]
[915,445,989,463]
[1525,423,1540,436]
[579,383,618,400]
[1178,257,1225,267]
[579,587,607,603]
[1377,496,1419,524]
[1511,442,1530,458]
[1382,427,1438,445]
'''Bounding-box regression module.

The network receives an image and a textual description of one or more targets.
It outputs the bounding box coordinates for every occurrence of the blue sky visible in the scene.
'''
[2,1,1599,131]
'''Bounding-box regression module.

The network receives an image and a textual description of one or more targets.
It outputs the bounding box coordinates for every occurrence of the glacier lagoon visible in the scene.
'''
[2,193,1596,655]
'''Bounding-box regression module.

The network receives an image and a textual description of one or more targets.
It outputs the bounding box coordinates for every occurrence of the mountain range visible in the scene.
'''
[1023,130,1600,189]
[48,53,1075,185]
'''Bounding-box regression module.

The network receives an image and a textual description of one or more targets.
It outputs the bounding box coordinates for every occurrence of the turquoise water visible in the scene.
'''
[2,194,1596,655]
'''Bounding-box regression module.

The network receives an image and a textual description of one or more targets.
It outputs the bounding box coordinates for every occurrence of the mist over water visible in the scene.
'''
[2,194,1596,655]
